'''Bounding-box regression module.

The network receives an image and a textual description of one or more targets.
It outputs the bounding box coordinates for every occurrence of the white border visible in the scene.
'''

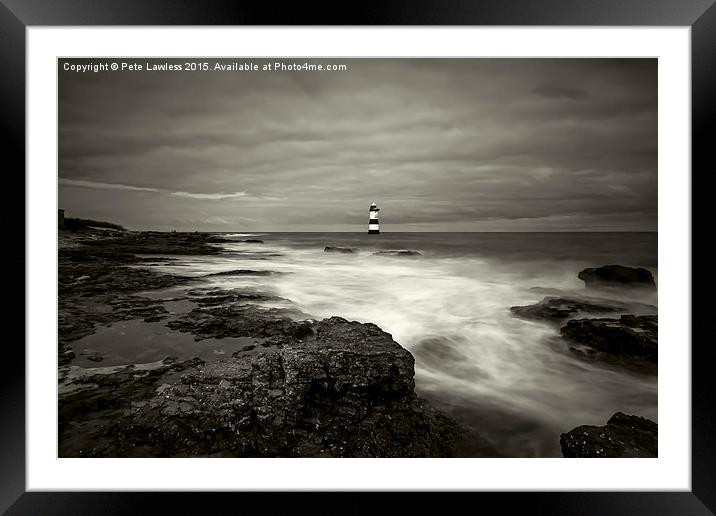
[27,27,691,491]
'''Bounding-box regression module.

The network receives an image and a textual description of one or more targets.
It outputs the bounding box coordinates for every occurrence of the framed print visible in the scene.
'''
[5,0,712,513]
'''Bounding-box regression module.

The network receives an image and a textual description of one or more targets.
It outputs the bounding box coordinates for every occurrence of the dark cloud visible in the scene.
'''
[532,81,588,100]
[58,58,657,231]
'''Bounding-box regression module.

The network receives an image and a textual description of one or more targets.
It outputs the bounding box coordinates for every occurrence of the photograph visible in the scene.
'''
[57,57,658,459]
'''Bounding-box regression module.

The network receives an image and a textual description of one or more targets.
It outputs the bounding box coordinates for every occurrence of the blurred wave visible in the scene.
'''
[151,232,658,457]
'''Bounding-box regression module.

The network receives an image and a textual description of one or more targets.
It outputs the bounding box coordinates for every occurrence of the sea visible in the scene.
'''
[141,232,659,457]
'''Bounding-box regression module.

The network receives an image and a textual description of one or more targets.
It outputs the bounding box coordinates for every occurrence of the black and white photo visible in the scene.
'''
[58,57,658,459]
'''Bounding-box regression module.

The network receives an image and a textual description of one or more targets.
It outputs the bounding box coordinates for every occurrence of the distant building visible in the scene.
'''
[368,202,380,234]
[58,209,65,229]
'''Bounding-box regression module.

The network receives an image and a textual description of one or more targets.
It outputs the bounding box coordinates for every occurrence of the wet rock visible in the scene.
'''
[185,287,283,307]
[204,269,275,277]
[510,296,628,323]
[58,306,98,346]
[167,303,305,341]
[60,257,191,298]
[82,231,223,256]
[59,349,76,367]
[324,246,358,254]
[108,296,170,320]
[560,412,657,457]
[233,344,257,355]
[560,315,657,368]
[578,265,656,290]
[58,295,171,364]
[220,250,284,260]
[59,317,462,458]
[58,357,205,450]
[60,247,138,265]
[373,250,422,257]
[139,257,177,264]
[58,230,204,366]
[205,235,229,243]
[205,236,264,244]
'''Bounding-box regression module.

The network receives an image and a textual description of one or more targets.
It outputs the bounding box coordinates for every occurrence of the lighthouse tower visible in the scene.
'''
[368,202,380,234]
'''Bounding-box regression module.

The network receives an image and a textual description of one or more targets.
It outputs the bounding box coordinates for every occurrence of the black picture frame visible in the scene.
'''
[4,0,711,513]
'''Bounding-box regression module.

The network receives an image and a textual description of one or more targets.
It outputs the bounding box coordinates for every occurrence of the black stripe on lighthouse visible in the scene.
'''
[368,202,380,234]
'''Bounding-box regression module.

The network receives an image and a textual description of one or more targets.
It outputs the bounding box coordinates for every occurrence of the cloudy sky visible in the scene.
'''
[59,58,657,232]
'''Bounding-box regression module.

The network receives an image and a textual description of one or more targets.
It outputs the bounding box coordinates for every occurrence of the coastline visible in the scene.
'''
[58,228,470,457]
[58,227,658,458]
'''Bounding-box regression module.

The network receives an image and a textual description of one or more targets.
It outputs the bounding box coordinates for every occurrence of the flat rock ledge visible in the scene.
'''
[560,412,657,457]
[510,296,629,324]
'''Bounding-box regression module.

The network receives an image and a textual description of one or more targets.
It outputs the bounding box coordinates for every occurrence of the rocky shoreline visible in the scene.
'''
[510,265,658,375]
[59,229,658,458]
[58,228,462,457]
[510,264,659,456]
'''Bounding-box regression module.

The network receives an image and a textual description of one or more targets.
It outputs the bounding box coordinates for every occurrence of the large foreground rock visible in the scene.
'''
[59,317,461,457]
[560,315,657,369]
[578,265,656,290]
[560,412,657,457]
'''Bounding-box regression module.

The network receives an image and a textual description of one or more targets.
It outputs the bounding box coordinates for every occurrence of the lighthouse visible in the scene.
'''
[368,202,380,234]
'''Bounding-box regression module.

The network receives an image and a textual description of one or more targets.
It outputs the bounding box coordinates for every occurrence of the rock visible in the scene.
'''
[578,265,656,289]
[324,246,358,254]
[167,302,309,341]
[58,294,171,365]
[58,357,205,444]
[207,237,264,244]
[185,287,284,308]
[560,314,657,368]
[57,230,210,366]
[59,349,76,367]
[233,344,257,354]
[560,412,657,457]
[510,296,628,323]
[373,250,422,257]
[82,231,223,256]
[63,217,126,232]
[59,251,193,298]
[59,317,462,457]
[204,269,276,277]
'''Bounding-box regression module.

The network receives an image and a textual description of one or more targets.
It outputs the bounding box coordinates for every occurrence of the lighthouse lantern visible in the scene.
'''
[368,202,380,234]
